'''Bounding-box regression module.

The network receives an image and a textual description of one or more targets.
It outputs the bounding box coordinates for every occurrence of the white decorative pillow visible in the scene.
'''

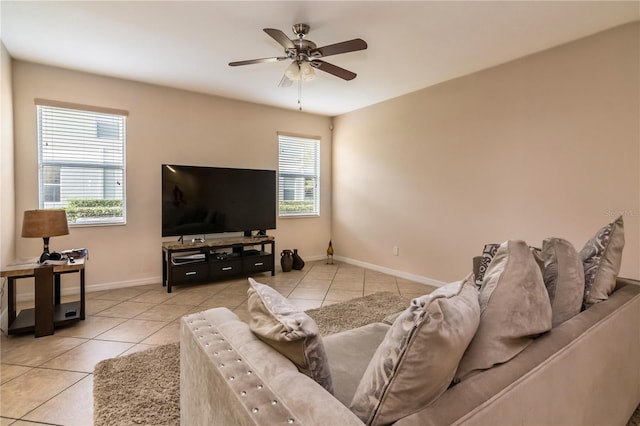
[247,278,333,393]
[580,216,624,309]
[349,275,480,426]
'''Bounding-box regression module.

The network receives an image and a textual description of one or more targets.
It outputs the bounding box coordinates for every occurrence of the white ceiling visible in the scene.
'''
[1,1,638,116]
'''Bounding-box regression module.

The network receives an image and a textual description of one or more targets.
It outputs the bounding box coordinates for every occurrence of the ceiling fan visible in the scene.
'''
[229,23,367,87]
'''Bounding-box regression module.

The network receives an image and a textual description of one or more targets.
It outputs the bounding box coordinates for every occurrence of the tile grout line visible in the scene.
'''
[17,370,90,424]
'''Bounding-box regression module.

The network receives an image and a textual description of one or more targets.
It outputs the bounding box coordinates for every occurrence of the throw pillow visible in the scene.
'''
[246,278,333,393]
[350,275,480,426]
[541,238,585,327]
[475,243,501,286]
[454,240,552,382]
[580,216,624,309]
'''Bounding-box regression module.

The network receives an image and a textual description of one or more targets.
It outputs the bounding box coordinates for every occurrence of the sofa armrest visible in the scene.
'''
[180,308,364,426]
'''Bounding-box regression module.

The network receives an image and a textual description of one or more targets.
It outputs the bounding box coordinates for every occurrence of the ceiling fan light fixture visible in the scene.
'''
[285,61,300,81]
[300,61,315,81]
[284,61,315,82]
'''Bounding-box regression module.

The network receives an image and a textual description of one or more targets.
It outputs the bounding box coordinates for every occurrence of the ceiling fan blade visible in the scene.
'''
[229,57,288,67]
[278,73,293,87]
[264,28,295,50]
[310,60,357,81]
[310,38,367,58]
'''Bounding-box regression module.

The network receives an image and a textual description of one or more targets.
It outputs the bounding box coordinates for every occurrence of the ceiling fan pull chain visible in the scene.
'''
[298,78,303,111]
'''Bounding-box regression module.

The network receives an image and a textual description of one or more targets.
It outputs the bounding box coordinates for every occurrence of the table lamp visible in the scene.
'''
[21,209,69,263]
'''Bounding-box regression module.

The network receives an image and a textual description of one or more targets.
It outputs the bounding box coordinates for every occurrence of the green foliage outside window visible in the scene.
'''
[65,199,123,222]
[279,200,315,215]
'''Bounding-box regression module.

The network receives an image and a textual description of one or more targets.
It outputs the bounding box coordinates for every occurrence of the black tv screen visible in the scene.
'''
[161,164,276,237]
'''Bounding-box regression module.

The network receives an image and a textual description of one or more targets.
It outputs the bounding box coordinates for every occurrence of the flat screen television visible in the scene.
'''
[161,164,276,238]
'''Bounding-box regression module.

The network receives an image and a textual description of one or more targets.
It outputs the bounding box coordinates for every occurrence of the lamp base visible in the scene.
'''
[40,236,50,264]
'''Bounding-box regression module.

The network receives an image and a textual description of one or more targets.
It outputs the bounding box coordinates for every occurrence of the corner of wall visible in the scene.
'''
[1,41,16,333]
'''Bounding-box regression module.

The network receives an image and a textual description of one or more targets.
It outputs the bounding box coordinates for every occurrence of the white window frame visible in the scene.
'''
[35,99,128,226]
[278,134,320,217]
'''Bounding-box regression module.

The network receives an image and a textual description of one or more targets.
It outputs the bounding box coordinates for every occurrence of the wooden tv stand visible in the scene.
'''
[162,236,275,293]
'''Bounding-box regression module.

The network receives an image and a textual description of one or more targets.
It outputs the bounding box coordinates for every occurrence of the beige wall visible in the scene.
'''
[1,42,16,329]
[332,22,640,283]
[1,42,15,266]
[12,61,332,292]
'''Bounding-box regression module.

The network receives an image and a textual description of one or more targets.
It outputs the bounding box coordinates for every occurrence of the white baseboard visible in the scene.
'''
[303,254,327,262]
[0,276,163,334]
[0,258,441,334]
[11,276,164,303]
[6,256,443,306]
[334,255,446,287]
[85,276,164,293]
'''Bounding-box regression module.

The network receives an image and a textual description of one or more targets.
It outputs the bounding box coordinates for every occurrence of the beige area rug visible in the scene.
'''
[306,291,411,335]
[92,291,408,426]
[93,342,180,426]
[93,291,640,426]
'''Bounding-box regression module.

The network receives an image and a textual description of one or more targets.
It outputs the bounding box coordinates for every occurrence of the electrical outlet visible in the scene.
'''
[393,246,399,256]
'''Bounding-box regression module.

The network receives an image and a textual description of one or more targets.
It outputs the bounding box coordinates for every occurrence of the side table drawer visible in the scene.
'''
[170,262,209,283]
[210,259,242,278]
[243,255,273,274]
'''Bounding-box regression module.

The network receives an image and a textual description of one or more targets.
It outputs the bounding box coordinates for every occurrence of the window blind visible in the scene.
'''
[37,104,126,225]
[278,134,320,217]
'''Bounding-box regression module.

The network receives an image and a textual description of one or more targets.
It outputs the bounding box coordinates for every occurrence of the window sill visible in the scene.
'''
[279,214,320,219]
[69,220,126,228]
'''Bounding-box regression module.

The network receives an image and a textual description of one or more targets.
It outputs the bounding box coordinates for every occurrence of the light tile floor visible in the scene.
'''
[0,261,435,425]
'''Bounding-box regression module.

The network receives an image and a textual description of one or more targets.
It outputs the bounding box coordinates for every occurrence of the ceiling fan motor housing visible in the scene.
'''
[289,39,318,62]
[292,23,310,38]
[288,23,321,62]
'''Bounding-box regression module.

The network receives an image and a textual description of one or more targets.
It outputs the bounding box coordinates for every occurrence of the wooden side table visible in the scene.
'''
[1,258,85,337]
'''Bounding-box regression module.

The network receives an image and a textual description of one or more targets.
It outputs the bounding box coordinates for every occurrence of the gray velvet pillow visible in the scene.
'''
[350,275,480,426]
[580,216,624,309]
[247,278,333,393]
[540,238,585,327]
[455,240,552,382]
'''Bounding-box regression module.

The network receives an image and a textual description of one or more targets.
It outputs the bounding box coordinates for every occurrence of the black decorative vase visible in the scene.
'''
[292,249,305,270]
[281,249,294,272]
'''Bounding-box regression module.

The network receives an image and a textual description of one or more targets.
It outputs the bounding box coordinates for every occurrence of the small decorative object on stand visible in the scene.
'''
[292,249,305,270]
[326,240,334,265]
[281,249,294,272]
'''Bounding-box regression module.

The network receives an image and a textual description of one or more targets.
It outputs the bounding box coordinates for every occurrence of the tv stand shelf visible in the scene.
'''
[162,236,275,293]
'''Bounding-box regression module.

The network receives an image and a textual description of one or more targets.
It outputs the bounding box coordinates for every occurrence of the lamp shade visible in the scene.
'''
[22,209,69,238]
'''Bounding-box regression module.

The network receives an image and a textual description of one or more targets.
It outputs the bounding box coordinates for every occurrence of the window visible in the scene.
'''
[36,100,127,226]
[278,134,320,217]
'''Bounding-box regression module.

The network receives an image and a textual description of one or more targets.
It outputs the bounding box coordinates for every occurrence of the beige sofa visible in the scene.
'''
[180,278,640,425]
